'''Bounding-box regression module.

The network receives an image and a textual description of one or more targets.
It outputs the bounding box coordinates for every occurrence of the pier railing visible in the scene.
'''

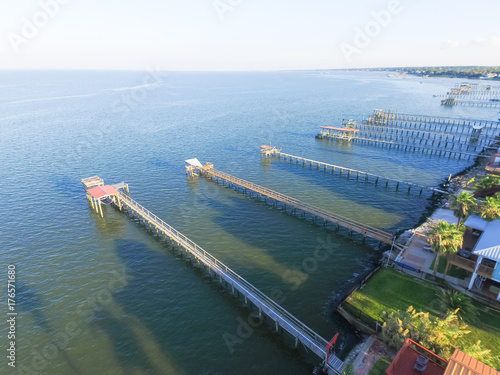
[116,192,344,373]
[352,123,493,152]
[202,167,395,245]
[318,132,485,160]
[275,151,446,195]
[358,110,500,147]
[367,110,500,129]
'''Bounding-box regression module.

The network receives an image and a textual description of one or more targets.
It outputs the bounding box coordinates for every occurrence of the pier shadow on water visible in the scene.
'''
[92,308,162,375]
[107,238,318,375]
[17,281,82,375]
[266,161,432,231]
[96,238,185,375]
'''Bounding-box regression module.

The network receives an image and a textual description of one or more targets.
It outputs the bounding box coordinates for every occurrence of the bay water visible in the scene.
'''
[1,70,498,375]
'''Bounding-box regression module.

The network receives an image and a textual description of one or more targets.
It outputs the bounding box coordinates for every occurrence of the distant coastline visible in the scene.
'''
[319,66,500,80]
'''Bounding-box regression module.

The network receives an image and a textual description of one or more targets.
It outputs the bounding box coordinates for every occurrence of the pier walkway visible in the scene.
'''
[82,177,344,374]
[443,99,500,108]
[272,150,447,195]
[317,132,485,160]
[197,164,396,246]
[367,110,500,132]
[352,122,491,152]
[316,111,499,159]
[362,110,500,143]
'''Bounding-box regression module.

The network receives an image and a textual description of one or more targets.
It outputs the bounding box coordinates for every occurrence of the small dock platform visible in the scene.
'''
[81,176,129,217]
[260,144,282,157]
[316,125,359,141]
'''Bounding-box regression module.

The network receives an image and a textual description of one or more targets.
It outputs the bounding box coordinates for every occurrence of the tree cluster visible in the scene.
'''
[381,306,497,367]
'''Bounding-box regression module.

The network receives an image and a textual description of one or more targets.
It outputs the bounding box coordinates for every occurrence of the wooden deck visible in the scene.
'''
[274,151,447,195]
[447,254,494,278]
[104,190,344,374]
[201,166,395,246]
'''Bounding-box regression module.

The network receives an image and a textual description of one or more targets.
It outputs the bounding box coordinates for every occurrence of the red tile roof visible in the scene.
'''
[444,350,500,375]
[387,339,447,375]
[87,185,119,199]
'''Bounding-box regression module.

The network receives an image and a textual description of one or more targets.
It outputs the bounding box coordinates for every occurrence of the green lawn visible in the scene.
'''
[368,357,392,375]
[343,268,500,366]
[429,255,472,280]
[343,268,440,322]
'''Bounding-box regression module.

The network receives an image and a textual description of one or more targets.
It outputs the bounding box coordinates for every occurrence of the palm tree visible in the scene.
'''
[474,176,500,191]
[441,227,465,280]
[428,221,464,277]
[479,195,500,221]
[449,192,476,229]
[435,289,478,323]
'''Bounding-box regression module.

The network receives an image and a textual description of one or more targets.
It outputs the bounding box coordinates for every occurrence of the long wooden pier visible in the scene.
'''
[367,110,500,130]
[455,99,500,108]
[196,164,395,246]
[82,177,344,374]
[320,110,500,157]
[364,110,500,140]
[317,132,484,160]
[442,84,500,107]
[442,99,500,108]
[272,150,447,195]
[351,121,491,152]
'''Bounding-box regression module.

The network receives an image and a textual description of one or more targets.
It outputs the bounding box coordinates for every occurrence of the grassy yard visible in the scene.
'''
[429,255,472,280]
[343,268,500,364]
[368,357,392,375]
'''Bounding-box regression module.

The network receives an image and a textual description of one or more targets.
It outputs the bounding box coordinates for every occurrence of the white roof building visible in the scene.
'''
[464,216,500,296]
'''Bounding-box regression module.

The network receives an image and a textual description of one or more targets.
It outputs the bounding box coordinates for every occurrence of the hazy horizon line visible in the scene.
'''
[1,65,499,73]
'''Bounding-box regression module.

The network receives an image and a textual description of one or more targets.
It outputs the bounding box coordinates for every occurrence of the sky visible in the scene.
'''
[0,0,499,71]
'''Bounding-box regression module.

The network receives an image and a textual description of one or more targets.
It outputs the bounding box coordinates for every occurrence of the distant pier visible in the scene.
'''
[316,110,500,160]
[317,132,483,160]
[266,149,447,195]
[365,110,500,138]
[82,176,344,375]
[441,83,500,107]
[441,99,500,108]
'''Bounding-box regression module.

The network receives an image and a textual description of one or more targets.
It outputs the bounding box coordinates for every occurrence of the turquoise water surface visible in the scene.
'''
[1,71,498,375]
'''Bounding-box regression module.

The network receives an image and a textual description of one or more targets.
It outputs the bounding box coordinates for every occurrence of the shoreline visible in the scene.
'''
[333,142,499,366]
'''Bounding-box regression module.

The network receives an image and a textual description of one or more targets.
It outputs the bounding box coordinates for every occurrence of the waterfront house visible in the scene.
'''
[447,216,500,301]
[386,338,500,375]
